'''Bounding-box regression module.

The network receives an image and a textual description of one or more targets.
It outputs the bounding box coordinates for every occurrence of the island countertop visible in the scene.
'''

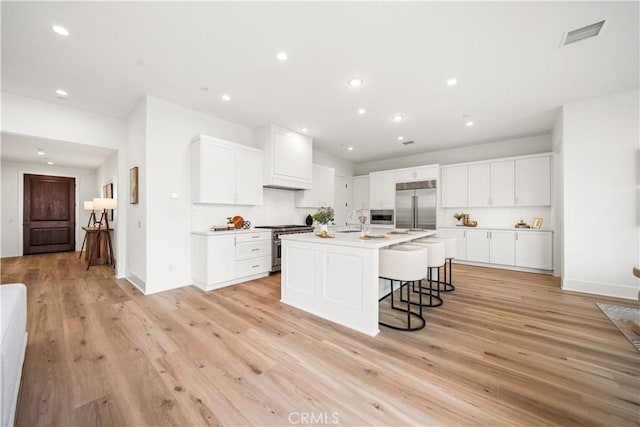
[279,229,436,249]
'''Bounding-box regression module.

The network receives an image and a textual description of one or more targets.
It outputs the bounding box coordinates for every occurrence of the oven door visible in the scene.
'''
[370,209,394,225]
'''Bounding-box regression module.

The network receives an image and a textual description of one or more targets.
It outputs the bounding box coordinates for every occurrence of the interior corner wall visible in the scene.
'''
[551,108,564,278]
[144,96,253,295]
[96,150,119,261]
[562,89,639,300]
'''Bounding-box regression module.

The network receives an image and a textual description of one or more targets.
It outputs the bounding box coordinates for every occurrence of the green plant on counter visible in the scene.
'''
[453,212,465,221]
[226,216,233,224]
[312,206,335,224]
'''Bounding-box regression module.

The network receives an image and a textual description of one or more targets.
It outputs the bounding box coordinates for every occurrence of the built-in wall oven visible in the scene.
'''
[254,225,314,272]
[370,209,394,225]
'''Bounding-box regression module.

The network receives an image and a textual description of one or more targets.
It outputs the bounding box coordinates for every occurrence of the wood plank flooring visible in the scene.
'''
[2,252,638,426]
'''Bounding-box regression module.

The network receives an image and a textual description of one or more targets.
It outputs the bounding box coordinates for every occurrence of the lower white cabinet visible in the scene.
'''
[515,231,553,270]
[438,227,552,271]
[192,231,272,291]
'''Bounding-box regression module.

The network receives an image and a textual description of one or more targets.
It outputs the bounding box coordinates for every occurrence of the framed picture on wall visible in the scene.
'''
[129,167,139,204]
[102,182,114,221]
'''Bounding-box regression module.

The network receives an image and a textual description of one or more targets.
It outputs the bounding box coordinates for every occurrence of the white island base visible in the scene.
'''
[280,230,435,336]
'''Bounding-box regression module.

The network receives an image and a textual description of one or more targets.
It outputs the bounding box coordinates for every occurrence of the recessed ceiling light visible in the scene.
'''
[52,25,69,36]
[37,149,45,156]
[277,51,288,61]
[301,128,308,133]
[446,78,458,87]
[398,136,404,141]
[392,114,404,122]
[348,77,363,88]
[47,161,54,165]
[466,121,474,127]
[221,94,231,101]
[357,108,366,115]
[348,146,354,151]
[56,89,68,97]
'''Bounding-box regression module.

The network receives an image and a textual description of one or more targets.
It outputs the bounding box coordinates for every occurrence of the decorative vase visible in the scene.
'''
[321,223,329,233]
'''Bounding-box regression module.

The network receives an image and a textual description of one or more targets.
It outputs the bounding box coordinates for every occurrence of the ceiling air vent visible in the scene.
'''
[402,140,415,146]
[563,20,605,45]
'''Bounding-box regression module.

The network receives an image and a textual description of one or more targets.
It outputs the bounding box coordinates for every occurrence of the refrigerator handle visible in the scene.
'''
[412,195,418,228]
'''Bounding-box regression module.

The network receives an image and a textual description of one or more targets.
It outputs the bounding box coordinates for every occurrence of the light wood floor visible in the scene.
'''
[2,252,639,426]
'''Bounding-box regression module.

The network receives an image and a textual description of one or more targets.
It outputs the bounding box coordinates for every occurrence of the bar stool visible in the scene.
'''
[406,240,446,307]
[378,245,428,331]
[422,236,457,292]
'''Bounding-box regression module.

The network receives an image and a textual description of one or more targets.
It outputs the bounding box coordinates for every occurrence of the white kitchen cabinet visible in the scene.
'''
[436,228,467,260]
[191,230,272,291]
[465,230,490,263]
[515,231,553,270]
[254,124,313,190]
[489,230,515,265]
[515,156,550,206]
[352,175,369,210]
[468,163,491,207]
[191,135,263,205]
[441,166,468,207]
[490,160,515,206]
[395,165,438,183]
[295,164,335,208]
[369,171,396,209]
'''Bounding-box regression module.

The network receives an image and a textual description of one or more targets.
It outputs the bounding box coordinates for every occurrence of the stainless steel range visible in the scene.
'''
[254,225,314,272]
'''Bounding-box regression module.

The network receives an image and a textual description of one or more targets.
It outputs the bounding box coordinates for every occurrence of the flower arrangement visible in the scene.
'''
[312,206,335,224]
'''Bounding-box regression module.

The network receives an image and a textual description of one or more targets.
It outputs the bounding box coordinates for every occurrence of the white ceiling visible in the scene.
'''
[1,132,116,169]
[1,2,638,163]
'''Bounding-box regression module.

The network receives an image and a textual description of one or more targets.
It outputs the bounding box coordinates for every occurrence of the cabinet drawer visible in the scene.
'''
[236,241,271,260]
[236,256,271,277]
[236,232,270,244]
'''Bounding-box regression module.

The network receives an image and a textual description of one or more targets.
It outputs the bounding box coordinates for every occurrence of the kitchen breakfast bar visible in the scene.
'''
[280,229,436,336]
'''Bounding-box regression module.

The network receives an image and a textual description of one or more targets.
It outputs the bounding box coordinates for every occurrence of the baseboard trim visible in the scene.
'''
[562,278,638,300]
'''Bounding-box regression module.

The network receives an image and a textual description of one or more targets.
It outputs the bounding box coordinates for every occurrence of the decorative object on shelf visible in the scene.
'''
[305,214,313,226]
[226,217,235,229]
[312,206,335,233]
[462,213,470,225]
[466,220,478,227]
[102,183,114,221]
[242,220,251,229]
[453,212,465,225]
[232,215,244,229]
[532,217,543,229]
[515,219,531,228]
[129,167,139,204]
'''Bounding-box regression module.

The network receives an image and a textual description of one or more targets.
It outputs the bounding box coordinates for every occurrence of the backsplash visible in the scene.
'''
[192,188,317,231]
[440,207,553,229]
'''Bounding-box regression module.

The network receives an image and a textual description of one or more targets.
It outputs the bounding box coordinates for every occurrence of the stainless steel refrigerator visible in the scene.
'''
[395,180,437,229]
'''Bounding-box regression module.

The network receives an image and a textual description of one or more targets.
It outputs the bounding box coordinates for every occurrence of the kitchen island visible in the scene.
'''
[280,229,436,336]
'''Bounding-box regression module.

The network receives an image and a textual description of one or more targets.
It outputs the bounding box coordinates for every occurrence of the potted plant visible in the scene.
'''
[226,216,234,229]
[453,212,465,225]
[312,206,335,233]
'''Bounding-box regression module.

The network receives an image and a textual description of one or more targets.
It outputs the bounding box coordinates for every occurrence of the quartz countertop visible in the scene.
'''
[439,226,553,232]
[280,229,436,249]
[191,228,271,236]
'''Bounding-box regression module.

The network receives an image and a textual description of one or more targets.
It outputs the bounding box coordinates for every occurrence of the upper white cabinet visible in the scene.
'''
[515,231,552,270]
[295,164,335,208]
[395,165,438,183]
[254,124,313,190]
[490,160,516,206]
[352,175,370,210]
[191,135,263,205]
[441,166,468,207]
[467,163,491,207]
[515,156,551,206]
[369,171,396,209]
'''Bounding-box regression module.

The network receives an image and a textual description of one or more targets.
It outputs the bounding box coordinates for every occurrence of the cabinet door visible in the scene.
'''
[394,169,415,183]
[199,141,235,204]
[369,173,383,209]
[381,171,396,209]
[465,230,490,263]
[295,164,335,208]
[437,228,467,260]
[208,235,236,284]
[272,128,313,183]
[441,166,468,207]
[490,160,515,206]
[489,230,515,265]
[468,163,490,207]
[515,231,552,270]
[352,176,369,209]
[515,157,550,206]
[235,148,263,205]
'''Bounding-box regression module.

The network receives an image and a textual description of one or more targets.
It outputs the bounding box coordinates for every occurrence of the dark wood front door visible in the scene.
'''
[23,174,76,255]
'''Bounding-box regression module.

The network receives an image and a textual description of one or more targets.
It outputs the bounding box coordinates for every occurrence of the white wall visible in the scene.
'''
[356,134,552,174]
[1,160,97,257]
[1,92,128,278]
[551,109,564,277]
[562,90,639,300]
[95,150,119,261]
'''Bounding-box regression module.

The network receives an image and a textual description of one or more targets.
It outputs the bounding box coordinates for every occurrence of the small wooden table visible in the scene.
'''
[81,226,114,268]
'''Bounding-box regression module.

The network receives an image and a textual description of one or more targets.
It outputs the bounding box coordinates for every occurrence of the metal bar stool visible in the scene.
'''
[405,240,446,307]
[378,245,428,331]
[422,236,457,292]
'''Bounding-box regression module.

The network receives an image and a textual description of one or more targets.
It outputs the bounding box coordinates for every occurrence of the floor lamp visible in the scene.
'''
[89,197,117,269]
[79,201,98,259]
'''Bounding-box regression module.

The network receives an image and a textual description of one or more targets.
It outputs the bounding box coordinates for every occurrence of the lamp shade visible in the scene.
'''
[83,201,94,210]
[93,197,117,210]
